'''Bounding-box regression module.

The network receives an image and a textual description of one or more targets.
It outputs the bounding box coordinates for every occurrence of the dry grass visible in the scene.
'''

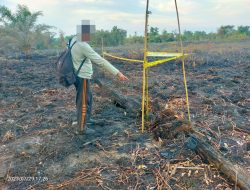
[2,131,14,142]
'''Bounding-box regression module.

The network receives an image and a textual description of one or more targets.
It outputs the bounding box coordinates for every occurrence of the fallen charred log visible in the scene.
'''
[186,134,250,190]
[92,78,141,117]
[151,109,250,190]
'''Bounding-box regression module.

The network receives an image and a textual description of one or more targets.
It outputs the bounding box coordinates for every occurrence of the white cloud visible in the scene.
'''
[6,0,61,10]
[2,0,250,35]
[66,0,114,4]
[148,0,250,32]
[72,8,145,34]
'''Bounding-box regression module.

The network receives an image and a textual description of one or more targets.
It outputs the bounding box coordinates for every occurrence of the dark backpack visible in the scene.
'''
[55,39,86,87]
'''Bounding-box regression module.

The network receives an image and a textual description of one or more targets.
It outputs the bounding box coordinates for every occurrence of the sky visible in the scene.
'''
[1,0,249,36]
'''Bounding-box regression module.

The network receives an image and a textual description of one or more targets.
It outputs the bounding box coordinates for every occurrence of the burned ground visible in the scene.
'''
[0,41,250,189]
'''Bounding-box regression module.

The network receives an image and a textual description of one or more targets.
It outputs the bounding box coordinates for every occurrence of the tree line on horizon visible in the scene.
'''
[99,25,250,46]
[1,4,250,54]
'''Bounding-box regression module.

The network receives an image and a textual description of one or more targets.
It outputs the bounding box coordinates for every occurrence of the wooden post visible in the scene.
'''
[142,0,150,132]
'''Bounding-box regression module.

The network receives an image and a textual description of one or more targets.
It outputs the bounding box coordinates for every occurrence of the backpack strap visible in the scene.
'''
[68,38,77,49]
[75,57,87,76]
[70,41,77,49]
[69,38,86,76]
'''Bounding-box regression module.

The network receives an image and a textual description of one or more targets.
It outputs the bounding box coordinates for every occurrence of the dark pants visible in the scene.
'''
[74,77,92,130]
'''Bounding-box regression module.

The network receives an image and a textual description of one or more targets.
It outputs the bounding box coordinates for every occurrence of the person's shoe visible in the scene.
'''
[85,126,95,134]
[86,119,96,125]
[73,120,95,125]
[86,119,106,126]
[74,128,85,135]
[74,126,95,135]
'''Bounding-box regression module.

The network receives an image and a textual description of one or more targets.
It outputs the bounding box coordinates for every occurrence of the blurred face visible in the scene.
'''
[77,20,96,42]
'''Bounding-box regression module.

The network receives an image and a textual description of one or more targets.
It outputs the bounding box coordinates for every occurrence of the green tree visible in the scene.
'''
[160,30,175,42]
[33,24,54,49]
[148,27,161,42]
[92,26,127,47]
[217,25,235,37]
[58,30,66,48]
[207,32,217,40]
[110,26,127,46]
[182,30,193,41]
[0,4,53,52]
[193,31,207,40]
[92,29,111,46]
[237,25,250,35]
[126,32,144,44]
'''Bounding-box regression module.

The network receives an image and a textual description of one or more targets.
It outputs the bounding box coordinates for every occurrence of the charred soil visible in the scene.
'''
[0,41,250,189]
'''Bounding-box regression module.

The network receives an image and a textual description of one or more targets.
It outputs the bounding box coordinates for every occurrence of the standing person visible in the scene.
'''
[71,20,128,134]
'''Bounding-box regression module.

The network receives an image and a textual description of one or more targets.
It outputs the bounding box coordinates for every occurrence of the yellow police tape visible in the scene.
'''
[103,51,187,69]
[144,54,187,68]
[147,52,186,57]
[104,50,190,131]
[103,52,144,63]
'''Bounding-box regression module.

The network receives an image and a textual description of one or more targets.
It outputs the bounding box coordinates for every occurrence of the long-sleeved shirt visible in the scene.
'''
[70,37,119,79]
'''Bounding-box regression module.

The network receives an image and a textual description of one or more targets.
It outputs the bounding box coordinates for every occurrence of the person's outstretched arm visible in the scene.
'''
[117,72,128,81]
[80,42,128,81]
